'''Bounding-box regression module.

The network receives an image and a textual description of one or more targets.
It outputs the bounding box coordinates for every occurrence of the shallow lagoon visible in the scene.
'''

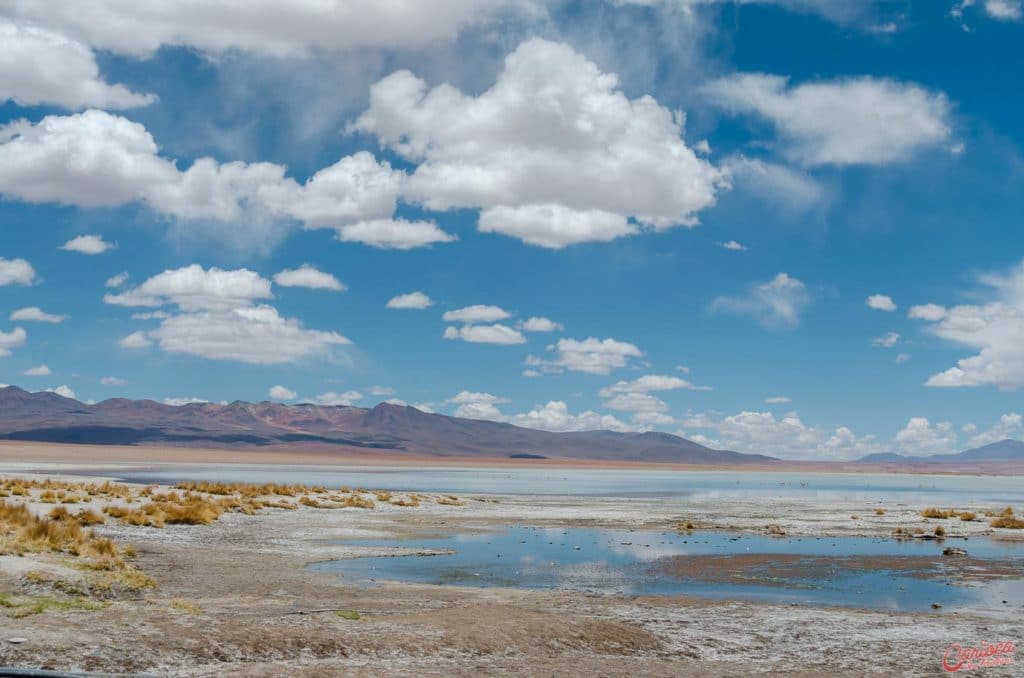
[101,463,1024,504]
[314,526,1024,612]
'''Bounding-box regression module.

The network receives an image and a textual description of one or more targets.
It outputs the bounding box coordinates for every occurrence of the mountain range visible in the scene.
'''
[3,386,1021,467]
[0,386,774,464]
[856,439,1024,465]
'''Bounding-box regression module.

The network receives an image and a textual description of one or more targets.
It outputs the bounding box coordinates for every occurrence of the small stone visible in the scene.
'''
[943,547,968,557]
[6,637,27,644]
[932,603,942,609]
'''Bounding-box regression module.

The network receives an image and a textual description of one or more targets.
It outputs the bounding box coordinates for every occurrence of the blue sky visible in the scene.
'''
[1,0,1023,459]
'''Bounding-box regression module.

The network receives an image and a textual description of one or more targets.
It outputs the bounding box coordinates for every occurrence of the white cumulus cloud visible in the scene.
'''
[0,257,36,286]
[526,337,644,375]
[45,385,76,399]
[0,111,452,252]
[517,317,563,332]
[353,39,725,248]
[273,264,345,291]
[386,291,433,309]
[107,265,349,364]
[0,327,26,356]
[599,374,710,395]
[268,385,297,401]
[444,324,526,345]
[59,234,115,254]
[442,305,512,324]
[704,73,953,166]
[0,19,154,109]
[1,1,536,57]
[866,294,897,312]
[966,412,1022,447]
[9,307,65,323]
[911,259,1024,388]
[894,417,957,456]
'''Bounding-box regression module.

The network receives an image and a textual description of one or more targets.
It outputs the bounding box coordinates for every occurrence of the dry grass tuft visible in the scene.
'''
[959,512,977,522]
[920,508,956,519]
[0,501,150,589]
[436,495,464,506]
[874,508,886,516]
[934,526,946,537]
[990,516,1024,529]
[342,494,375,509]
[169,598,203,615]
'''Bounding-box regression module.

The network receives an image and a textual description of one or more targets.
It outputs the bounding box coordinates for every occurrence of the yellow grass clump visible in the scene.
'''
[169,598,203,615]
[920,508,956,519]
[874,508,886,516]
[990,516,1024,529]
[959,512,977,522]
[176,480,324,498]
[0,502,139,576]
[342,494,375,509]
[436,495,464,506]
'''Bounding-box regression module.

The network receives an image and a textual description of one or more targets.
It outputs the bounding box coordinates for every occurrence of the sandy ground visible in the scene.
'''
[0,467,1021,676]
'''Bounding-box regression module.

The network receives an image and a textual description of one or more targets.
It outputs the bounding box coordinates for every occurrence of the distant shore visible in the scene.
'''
[1,440,1022,476]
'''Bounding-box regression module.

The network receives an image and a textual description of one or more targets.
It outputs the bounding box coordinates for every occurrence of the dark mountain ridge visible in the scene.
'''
[0,386,775,464]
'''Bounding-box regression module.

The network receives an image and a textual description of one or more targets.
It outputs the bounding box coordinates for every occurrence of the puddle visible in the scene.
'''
[311,526,1024,612]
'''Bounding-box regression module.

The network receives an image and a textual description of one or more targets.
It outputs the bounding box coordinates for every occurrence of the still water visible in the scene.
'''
[98,463,1024,504]
[312,526,1024,612]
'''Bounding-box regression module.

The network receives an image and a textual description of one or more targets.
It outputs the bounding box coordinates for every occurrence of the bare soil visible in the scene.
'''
[0,487,1021,677]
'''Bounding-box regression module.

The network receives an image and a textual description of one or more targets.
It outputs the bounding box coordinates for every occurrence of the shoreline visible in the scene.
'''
[2,440,1021,476]
[0,468,1021,675]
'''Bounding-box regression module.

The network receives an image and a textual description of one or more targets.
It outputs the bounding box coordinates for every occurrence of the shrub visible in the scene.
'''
[990,516,1024,529]
[921,508,955,519]
[959,512,976,522]
[343,494,375,509]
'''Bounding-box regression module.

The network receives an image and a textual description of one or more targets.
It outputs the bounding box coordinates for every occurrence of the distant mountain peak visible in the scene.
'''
[0,383,774,464]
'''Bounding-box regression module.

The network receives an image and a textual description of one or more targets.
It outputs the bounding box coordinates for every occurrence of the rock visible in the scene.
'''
[932,603,942,609]
[943,547,967,557]
[765,524,786,536]
[6,637,27,644]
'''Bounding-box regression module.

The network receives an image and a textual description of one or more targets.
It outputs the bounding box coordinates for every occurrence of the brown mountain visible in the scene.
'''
[0,385,775,464]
